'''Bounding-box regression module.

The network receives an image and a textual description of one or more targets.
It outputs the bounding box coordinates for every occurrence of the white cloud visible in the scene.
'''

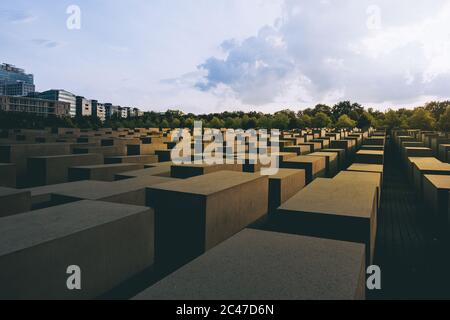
[185,0,450,110]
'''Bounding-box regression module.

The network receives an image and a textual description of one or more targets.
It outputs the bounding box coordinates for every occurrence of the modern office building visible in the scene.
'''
[130,107,144,118]
[119,107,129,118]
[0,63,35,97]
[76,96,92,117]
[3,82,35,96]
[38,90,77,117]
[0,95,71,117]
[91,100,106,122]
[105,103,120,118]
[0,63,34,85]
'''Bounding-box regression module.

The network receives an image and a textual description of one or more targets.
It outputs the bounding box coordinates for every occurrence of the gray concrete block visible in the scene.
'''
[438,144,450,162]
[115,165,172,180]
[146,171,268,267]
[276,178,377,264]
[0,143,71,187]
[104,155,159,165]
[69,163,144,182]
[28,154,103,186]
[171,163,242,179]
[334,171,382,209]
[281,156,326,184]
[133,229,365,300]
[321,148,346,168]
[0,187,31,217]
[309,152,339,177]
[52,175,176,207]
[423,175,450,235]
[0,200,154,299]
[355,150,384,165]
[127,143,167,156]
[268,169,305,213]
[412,159,450,197]
[73,145,126,157]
[0,163,16,187]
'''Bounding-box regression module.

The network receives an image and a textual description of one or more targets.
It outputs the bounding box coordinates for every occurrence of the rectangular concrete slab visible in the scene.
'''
[268,169,306,213]
[0,143,71,187]
[423,175,450,234]
[52,175,176,207]
[412,160,450,197]
[276,178,377,264]
[334,171,382,209]
[0,187,31,217]
[347,163,384,185]
[171,163,243,179]
[297,142,321,153]
[115,165,172,180]
[0,200,154,300]
[281,145,311,155]
[321,148,346,168]
[133,229,365,300]
[127,143,167,156]
[355,150,384,165]
[0,163,16,187]
[104,155,158,165]
[73,145,126,157]
[146,171,268,267]
[27,153,103,186]
[25,180,111,209]
[309,152,339,177]
[68,163,144,182]
[281,156,326,184]
[331,140,354,154]
[438,144,450,162]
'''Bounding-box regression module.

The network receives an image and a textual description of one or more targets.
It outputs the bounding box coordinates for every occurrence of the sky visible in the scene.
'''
[1,0,450,114]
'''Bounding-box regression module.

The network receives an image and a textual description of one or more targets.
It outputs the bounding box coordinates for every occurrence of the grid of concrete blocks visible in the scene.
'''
[0,126,389,300]
[394,130,450,242]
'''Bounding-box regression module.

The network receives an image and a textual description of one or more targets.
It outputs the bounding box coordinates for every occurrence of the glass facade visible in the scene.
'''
[39,90,77,117]
[0,95,70,117]
[0,64,35,97]
[0,64,34,85]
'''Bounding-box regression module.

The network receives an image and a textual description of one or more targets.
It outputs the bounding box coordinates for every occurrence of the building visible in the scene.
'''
[76,96,92,117]
[3,82,35,96]
[119,107,129,118]
[91,100,106,122]
[0,95,70,117]
[38,90,77,117]
[0,63,34,85]
[105,103,122,118]
[0,63,35,97]
[130,107,144,118]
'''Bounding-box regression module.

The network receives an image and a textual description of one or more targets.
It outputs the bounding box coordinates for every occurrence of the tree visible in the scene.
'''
[160,119,170,128]
[357,112,375,129]
[208,117,224,128]
[408,108,436,130]
[311,112,332,128]
[298,114,312,128]
[332,101,363,120]
[183,117,195,129]
[248,117,258,129]
[425,101,450,120]
[224,117,234,128]
[336,115,357,129]
[438,107,450,132]
[312,104,333,118]
[257,115,272,129]
[272,113,289,130]
[170,118,181,128]
[383,110,401,130]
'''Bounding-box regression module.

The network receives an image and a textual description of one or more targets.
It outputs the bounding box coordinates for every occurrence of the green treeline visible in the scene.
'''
[1,100,449,131]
